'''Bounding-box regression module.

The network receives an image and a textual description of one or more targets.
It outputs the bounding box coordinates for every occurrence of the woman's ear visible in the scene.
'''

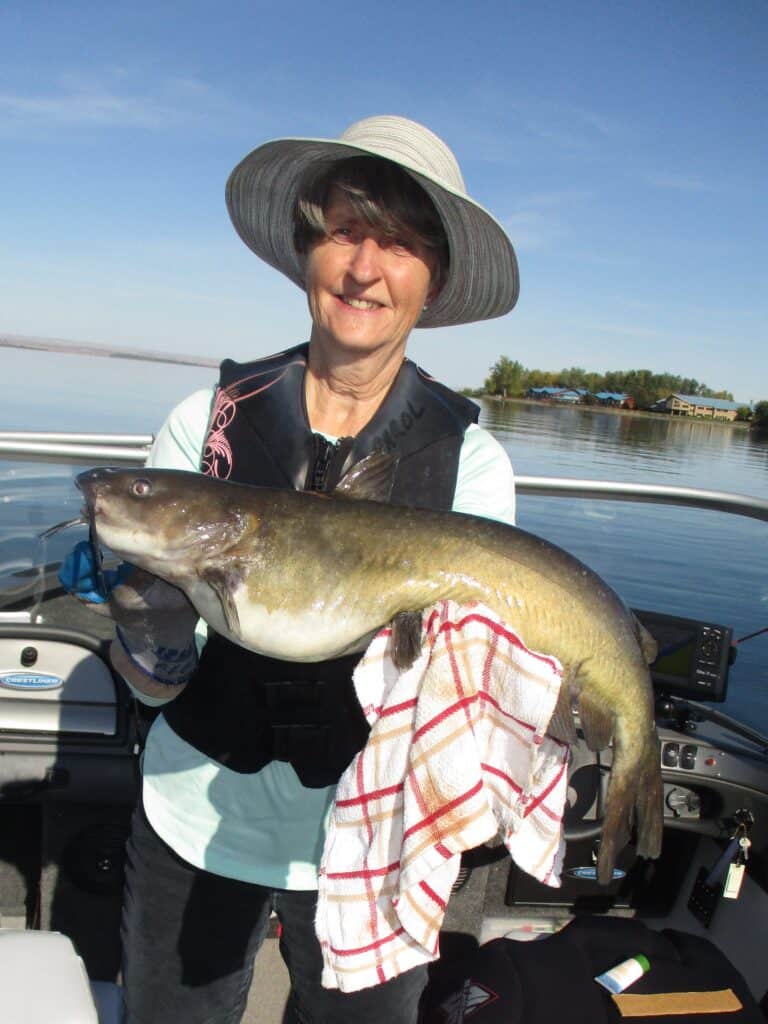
[424,281,441,308]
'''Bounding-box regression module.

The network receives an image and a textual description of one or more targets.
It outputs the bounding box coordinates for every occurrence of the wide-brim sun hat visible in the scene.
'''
[225,115,519,329]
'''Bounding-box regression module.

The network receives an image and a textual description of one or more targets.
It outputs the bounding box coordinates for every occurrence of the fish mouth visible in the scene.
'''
[72,468,116,598]
[38,470,115,542]
[75,467,121,521]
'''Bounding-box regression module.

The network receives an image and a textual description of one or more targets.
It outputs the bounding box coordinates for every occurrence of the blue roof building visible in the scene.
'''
[653,394,743,420]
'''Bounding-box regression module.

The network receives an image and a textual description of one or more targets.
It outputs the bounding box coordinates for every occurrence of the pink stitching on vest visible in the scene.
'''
[202,361,305,479]
[202,389,237,479]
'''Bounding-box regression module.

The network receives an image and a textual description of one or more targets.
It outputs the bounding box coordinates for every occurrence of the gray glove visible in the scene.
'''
[99,568,199,687]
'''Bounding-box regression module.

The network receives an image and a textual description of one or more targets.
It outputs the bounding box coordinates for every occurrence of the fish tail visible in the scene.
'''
[595,770,632,886]
[633,727,664,860]
[596,726,663,885]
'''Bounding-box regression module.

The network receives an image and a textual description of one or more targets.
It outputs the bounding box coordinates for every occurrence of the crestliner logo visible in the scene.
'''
[0,671,63,691]
[566,865,627,881]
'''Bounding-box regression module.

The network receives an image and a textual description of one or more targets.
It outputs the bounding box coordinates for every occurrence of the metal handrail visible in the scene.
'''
[515,476,768,523]
[0,431,153,445]
[1,431,767,521]
[0,434,153,466]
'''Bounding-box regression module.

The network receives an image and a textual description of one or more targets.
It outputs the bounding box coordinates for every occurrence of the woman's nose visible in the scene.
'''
[347,235,383,281]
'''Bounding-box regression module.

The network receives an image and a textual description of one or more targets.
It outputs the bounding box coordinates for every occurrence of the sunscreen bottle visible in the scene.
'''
[594,954,651,994]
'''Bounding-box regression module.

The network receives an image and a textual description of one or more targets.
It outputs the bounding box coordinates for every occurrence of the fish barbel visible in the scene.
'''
[76,462,663,883]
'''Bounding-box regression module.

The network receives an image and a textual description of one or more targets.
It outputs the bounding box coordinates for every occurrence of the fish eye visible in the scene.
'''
[131,478,153,498]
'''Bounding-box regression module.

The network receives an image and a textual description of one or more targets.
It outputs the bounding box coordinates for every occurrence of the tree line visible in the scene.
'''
[480,357,740,411]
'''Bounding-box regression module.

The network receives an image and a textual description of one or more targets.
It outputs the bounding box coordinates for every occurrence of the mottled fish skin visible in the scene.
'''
[76,466,663,884]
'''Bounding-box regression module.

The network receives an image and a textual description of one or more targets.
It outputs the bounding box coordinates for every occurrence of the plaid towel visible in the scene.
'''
[316,601,569,992]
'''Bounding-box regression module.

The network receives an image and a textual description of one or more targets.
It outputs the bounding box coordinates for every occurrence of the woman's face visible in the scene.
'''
[305,188,437,360]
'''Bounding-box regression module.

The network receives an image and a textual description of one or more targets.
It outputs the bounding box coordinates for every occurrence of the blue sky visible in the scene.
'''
[1,0,766,430]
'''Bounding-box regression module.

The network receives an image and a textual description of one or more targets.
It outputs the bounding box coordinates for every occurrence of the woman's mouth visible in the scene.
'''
[337,294,382,311]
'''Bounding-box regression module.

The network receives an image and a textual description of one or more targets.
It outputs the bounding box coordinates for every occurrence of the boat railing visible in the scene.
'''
[0,432,154,466]
[1,431,767,522]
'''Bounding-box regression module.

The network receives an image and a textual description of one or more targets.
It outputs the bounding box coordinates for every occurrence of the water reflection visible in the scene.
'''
[483,399,768,493]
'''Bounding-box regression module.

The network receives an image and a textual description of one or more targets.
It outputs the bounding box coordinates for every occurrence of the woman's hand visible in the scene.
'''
[60,542,199,696]
[106,568,200,696]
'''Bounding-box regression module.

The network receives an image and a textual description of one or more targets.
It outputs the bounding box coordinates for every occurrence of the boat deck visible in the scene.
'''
[246,939,290,1022]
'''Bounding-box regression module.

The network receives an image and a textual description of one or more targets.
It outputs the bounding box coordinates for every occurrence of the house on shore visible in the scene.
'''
[593,391,636,409]
[649,393,742,421]
[526,386,587,404]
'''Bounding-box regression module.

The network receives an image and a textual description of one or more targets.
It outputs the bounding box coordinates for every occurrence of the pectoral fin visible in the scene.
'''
[201,568,242,636]
[633,614,658,665]
[390,610,424,671]
[334,453,398,503]
[547,673,579,745]
[577,687,615,752]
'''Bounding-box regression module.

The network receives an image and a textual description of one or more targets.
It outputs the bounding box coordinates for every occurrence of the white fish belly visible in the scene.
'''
[188,581,375,661]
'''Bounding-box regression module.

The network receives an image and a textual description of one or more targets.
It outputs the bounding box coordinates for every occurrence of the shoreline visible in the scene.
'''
[476,394,751,430]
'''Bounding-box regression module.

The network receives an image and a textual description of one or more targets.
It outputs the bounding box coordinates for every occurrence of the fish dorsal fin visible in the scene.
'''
[334,453,398,503]
[390,610,424,671]
[201,567,242,636]
[633,614,658,665]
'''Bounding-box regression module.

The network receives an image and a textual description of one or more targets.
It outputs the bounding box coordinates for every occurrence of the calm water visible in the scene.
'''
[482,400,768,732]
[1,391,767,732]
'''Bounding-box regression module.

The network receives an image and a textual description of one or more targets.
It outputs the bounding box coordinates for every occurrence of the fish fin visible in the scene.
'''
[596,727,663,885]
[390,610,424,671]
[635,617,658,666]
[595,790,632,885]
[547,674,579,745]
[201,567,241,636]
[334,453,398,503]
[577,685,615,752]
[633,728,664,860]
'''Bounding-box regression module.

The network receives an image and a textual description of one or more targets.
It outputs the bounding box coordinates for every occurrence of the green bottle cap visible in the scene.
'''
[635,954,651,973]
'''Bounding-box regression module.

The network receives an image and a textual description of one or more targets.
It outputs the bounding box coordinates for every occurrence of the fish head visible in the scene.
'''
[76,467,249,582]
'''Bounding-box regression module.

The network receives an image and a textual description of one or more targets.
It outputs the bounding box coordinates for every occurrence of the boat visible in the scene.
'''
[0,430,767,1021]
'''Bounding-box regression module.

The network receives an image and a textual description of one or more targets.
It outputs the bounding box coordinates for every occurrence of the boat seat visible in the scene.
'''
[0,929,123,1023]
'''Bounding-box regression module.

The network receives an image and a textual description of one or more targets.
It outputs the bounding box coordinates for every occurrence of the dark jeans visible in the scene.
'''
[121,802,428,1023]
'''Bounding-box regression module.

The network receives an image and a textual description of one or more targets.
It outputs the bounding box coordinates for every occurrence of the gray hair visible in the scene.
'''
[293,156,449,289]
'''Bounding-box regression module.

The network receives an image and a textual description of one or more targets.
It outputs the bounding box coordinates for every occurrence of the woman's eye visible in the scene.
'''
[131,478,153,498]
[388,236,416,255]
[330,225,355,243]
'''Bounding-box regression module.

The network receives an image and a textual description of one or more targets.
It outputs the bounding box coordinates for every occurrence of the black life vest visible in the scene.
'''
[162,343,479,786]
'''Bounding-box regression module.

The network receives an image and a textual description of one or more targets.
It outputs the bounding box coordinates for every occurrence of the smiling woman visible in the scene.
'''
[302,182,438,400]
[78,114,522,1024]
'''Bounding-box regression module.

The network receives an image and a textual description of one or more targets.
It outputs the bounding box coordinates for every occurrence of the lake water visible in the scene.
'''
[484,400,768,733]
[1,384,767,733]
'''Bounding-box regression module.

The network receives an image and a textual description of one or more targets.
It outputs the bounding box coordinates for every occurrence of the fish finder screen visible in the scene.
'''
[632,609,731,701]
[650,623,697,676]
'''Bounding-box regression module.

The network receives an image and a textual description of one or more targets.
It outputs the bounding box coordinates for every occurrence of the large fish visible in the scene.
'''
[76,460,663,884]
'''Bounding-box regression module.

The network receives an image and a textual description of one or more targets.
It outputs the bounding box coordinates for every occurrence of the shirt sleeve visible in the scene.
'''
[145,388,215,471]
[122,388,214,706]
[452,423,516,525]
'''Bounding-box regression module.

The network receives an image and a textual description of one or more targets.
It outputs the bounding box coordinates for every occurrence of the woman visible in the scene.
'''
[113,115,519,1023]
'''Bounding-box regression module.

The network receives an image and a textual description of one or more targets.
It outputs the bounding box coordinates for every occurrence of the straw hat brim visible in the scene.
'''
[225,137,519,328]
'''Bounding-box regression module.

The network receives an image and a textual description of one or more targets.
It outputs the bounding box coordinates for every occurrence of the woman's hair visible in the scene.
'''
[293,156,449,288]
